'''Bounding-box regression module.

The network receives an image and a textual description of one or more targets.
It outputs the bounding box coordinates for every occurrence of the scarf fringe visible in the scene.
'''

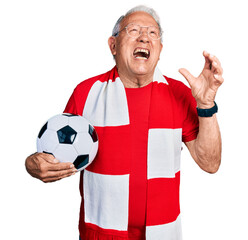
[81,227,144,240]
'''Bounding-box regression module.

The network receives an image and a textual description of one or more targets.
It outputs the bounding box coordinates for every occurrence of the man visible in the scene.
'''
[25,5,223,240]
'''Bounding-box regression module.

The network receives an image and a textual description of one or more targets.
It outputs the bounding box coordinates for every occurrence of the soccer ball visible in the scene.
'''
[37,113,98,171]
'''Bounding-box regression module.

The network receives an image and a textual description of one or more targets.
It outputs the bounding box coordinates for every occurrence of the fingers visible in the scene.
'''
[41,167,78,183]
[39,152,59,163]
[39,157,78,182]
[203,51,223,75]
[203,51,224,85]
[37,152,77,171]
[178,68,195,88]
[25,152,78,183]
[203,51,212,70]
[46,160,75,171]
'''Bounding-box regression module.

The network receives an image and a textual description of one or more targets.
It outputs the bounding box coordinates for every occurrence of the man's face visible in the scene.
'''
[109,11,163,79]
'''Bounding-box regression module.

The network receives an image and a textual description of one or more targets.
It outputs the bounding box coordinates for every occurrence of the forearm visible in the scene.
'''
[194,114,222,173]
[180,51,223,173]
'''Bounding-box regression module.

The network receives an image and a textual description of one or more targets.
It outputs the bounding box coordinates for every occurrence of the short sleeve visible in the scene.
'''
[181,87,199,142]
[166,77,199,142]
[63,77,98,116]
[64,89,80,115]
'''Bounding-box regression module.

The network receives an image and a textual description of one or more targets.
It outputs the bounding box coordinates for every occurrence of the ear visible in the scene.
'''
[108,36,117,56]
[159,42,163,54]
[158,42,163,60]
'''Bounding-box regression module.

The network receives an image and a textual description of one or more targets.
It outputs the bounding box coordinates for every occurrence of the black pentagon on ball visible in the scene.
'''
[73,155,89,170]
[43,151,55,157]
[62,113,79,117]
[38,122,48,138]
[88,125,98,142]
[57,125,77,144]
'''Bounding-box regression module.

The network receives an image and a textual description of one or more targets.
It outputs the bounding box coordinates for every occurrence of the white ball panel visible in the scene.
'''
[89,141,99,163]
[53,144,78,163]
[73,133,93,155]
[36,138,42,153]
[40,129,59,153]
[68,116,91,133]
[47,114,69,131]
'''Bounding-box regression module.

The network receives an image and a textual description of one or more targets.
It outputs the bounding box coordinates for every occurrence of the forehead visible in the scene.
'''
[121,11,158,28]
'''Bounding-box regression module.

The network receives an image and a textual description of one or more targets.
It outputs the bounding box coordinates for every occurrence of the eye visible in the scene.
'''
[127,25,140,37]
[129,27,139,33]
[149,27,160,38]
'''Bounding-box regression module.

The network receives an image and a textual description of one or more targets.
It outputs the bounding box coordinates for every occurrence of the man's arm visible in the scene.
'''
[185,114,221,173]
[179,51,224,173]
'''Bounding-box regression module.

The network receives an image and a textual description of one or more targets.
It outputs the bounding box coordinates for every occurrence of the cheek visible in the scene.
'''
[118,37,135,53]
[152,45,162,59]
[117,44,133,60]
[117,40,127,54]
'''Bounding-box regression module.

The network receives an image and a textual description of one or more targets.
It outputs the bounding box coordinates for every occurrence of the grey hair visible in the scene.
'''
[112,5,163,41]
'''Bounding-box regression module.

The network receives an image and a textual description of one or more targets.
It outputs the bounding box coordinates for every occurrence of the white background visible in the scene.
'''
[1,0,247,239]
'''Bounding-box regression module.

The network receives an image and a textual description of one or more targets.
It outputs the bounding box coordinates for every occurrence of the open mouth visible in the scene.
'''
[133,48,150,60]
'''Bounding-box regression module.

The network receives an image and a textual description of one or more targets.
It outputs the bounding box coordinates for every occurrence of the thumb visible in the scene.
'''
[179,68,195,87]
[41,152,59,164]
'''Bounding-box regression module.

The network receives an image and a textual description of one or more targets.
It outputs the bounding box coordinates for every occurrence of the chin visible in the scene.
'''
[132,63,150,75]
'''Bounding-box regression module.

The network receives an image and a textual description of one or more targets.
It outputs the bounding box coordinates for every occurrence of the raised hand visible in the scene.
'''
[179,51,224,108]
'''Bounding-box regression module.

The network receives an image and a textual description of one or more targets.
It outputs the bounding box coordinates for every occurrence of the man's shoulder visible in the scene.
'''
[164,76,188,89]
[75,68,114,92]
[164,75,190,90]
[163,75,192,100]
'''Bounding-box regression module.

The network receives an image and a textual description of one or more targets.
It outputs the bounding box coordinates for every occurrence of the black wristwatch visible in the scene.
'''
[197,102,218,117]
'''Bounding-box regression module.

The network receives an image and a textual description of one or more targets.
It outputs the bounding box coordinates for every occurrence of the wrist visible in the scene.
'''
[197,101,218,117]
[197,102,215,109]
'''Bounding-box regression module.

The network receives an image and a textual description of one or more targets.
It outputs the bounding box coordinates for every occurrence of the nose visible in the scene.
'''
[137,28,150,43]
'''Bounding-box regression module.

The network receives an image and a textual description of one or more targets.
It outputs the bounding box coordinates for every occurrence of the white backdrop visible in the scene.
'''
[1,0,247,239]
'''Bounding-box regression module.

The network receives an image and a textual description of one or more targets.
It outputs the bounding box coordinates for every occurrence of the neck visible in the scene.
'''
[118,69,154,88]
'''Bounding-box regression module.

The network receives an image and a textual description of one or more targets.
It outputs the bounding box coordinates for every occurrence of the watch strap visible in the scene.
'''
[197,102,218,117]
